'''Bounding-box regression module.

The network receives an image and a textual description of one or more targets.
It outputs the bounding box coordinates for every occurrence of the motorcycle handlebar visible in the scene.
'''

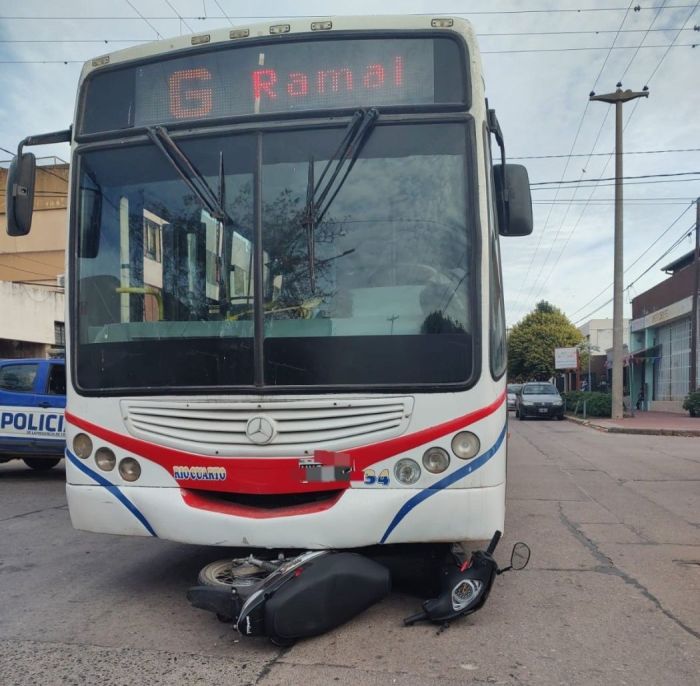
[486,530,502,556]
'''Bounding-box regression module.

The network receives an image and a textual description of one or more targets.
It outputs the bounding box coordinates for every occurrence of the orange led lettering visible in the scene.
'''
[252,69,278,100]
[168,68,213,119]
[394,56,404,86]
[363,64,385,89]
[317,68,353,93]
[287,72,309,97]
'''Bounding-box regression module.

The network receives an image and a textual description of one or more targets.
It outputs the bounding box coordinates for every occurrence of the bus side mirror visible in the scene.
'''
[6,152,37,236]
[494,163,533,237]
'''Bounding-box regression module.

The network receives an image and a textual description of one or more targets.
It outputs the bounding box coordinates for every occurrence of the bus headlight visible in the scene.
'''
[451,432,480,460]
[95,447,116,471]
[73,433,93,459]
[422,447,450,473]
[394,458,421,485]
[119,457,141,482]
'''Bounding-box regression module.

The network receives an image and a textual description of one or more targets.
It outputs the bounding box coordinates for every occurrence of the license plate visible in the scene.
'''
[538,408,548,413]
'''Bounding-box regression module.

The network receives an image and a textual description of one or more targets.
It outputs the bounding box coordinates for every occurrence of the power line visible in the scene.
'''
[164,0,195,34]
[213,0,234,27]
[124,0,163,40]
[527,2,700,308]
[2,43,696,63]
[1,27,696,42]
[515,1,637,312]
[531,170,700,185]
[0,7,697,20]
[482,43,697,53]
[620,0,668,81]
[511,147,700,160]
[567,202,695,318]
[572,221,696,324]
[531,178,700,189]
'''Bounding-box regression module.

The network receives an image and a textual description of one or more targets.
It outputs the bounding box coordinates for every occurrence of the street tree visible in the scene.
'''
[507,301,583,381]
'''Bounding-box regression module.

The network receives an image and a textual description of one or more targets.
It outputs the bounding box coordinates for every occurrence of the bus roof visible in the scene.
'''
[79,15,477,81]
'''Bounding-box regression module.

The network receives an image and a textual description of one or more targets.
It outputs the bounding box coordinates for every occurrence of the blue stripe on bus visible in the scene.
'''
[65,449,157,537]
[380,423,507,544]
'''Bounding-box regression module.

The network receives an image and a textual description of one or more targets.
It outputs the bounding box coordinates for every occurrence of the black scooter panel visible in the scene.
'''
[264,552,391,640]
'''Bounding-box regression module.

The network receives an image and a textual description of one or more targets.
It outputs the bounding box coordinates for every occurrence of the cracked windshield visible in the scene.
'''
[76,122,473,389]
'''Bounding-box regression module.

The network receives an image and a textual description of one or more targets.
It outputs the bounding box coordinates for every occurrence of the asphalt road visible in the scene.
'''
[1,417,699,685]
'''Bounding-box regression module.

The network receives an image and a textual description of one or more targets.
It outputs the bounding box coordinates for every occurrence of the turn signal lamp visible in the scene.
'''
[119,457,141,482]
[95,447,116,471]
[73,433,93,459]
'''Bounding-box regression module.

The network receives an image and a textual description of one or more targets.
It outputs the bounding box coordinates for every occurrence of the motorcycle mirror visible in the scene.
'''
[510,542,531,570]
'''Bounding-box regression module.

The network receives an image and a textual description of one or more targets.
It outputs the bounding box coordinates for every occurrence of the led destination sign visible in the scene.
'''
[79,36,467,134]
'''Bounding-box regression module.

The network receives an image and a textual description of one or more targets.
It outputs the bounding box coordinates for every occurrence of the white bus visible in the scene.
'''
[6,15,532,550]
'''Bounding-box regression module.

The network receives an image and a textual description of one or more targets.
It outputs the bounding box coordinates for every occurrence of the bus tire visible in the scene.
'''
[23,458,61,471]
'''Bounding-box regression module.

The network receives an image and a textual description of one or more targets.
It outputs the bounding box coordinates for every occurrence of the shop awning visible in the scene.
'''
[630,344,661,359]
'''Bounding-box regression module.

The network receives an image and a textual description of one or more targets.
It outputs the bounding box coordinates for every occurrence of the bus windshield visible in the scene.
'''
[75,121,476,391]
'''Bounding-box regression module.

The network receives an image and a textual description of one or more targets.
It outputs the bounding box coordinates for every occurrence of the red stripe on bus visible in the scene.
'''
[64,390,505,495]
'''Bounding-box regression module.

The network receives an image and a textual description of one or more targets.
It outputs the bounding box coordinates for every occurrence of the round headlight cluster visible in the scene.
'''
[95,447,116,471]
[394,458,421,485]
[422,447,450,474]
[73,433,93,459]
[119,457,141,482]
[451,431,480,460]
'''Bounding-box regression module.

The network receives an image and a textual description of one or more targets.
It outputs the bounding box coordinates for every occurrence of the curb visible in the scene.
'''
[564,414,700,437]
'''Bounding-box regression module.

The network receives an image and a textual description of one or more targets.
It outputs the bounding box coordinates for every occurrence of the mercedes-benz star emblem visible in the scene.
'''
[245,416,276,445]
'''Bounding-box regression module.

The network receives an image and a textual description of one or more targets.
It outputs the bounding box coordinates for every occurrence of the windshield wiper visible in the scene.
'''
[302,108,379,290]
[146,126,232,314]
[146,126,228,222]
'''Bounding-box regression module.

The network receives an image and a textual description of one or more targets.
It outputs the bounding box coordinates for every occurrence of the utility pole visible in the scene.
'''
[691,197,700,392]
[590,84,648,419]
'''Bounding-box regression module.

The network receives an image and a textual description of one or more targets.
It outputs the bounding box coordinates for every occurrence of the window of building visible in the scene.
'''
[54,321,65,347]
[654,318,690,400]
[144,217,162,262]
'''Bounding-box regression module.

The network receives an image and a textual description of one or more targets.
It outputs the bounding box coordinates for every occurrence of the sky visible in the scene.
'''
[1,0,698,328]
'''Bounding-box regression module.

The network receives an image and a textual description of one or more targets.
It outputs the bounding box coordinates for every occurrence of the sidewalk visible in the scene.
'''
[565,411,700,436]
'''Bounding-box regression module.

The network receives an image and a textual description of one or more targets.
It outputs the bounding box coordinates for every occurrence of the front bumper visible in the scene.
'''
[519,404,564,418]
[66,481,506,548]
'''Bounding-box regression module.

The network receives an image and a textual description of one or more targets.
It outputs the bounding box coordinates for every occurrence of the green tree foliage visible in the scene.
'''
[507,301,583,381]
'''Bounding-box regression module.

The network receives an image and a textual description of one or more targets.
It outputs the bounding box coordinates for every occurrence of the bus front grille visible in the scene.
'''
[120,396,414,456]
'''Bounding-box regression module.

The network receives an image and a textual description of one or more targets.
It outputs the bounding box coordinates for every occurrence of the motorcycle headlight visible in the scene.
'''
[451,579,484,611]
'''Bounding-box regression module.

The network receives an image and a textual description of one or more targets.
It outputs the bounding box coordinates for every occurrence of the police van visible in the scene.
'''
[0,358,66,470]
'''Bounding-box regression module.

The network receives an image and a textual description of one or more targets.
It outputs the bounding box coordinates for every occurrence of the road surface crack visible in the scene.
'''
[559,505,700,641]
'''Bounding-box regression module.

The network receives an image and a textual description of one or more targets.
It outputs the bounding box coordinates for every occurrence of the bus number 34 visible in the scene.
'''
[363,469,390,486]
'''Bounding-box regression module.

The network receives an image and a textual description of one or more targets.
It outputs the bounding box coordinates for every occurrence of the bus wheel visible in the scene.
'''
[197,559,267,589]
[23,458,61,471]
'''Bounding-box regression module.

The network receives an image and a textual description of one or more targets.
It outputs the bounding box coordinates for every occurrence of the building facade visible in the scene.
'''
[629,250,699,413]
[577,318,629,391]
[0,159,68,358]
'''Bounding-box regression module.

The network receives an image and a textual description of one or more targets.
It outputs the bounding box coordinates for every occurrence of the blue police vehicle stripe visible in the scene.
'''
[380,423,507,544]
[65,449,157,537]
